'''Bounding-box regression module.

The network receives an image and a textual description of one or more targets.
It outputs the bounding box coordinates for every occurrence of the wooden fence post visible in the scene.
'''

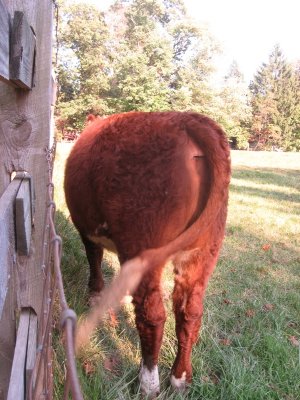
[0,0,54,398]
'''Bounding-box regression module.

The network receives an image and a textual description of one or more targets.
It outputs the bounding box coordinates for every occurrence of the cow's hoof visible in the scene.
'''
[170,371,187,392]
[139,362,160,399]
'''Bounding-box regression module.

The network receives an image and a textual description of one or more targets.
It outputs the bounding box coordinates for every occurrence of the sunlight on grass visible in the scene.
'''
[231,150,300,170]
[231,177,300,197]
[53,145,300,400]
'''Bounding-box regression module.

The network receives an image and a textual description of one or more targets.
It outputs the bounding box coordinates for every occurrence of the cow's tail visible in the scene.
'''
[75,113,231,352]
[152,112,231,261]
[76,255,148,352]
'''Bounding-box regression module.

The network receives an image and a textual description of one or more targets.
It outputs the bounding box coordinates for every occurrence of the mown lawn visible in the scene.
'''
[53,145,300,400]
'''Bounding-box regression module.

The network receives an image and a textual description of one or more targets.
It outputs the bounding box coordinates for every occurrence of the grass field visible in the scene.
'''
[53,145,300,400]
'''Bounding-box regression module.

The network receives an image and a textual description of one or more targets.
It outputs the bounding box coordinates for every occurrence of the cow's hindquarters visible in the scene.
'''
[170,201,228,389]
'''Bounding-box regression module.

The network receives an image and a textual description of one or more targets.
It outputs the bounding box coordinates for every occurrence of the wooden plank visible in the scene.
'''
[7,309,30,400]
[0,1,54,397]
[15,171,35,222]
[0,0,11,84]
[0,0,54,314]
[0,179,21,318]
[0,283,16,400]
[15,176,33,256]
[10,11,36,89]
[26,311,37,400]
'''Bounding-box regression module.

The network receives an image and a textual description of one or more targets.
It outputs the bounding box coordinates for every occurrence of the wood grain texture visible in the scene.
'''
[0,0,11,83]
[26,310,37,400]
[7,309,30,400]
[0,176,19,400]
[0,0,53,317]
[10,11,36,89]
[15,175,33,256]
[0,284,16,400]
[0,178,21,317]
[0,1,54,398]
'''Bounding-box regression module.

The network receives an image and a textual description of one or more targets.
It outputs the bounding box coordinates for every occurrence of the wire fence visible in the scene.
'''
[28,143,83,400]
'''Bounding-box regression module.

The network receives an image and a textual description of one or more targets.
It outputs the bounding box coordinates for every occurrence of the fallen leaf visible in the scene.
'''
[82,360,95,375]
[202,374,220,384]
[289,336,299,347]
[262,244,271,251]
[256,266,268,276]
[268,384,293,400]
[220,338,231,346]
[104,355,119,373]
[263,303,275,312]
[108,309,118,327]
[245,309,255,318]
[223,298,232,305]
[271,257,279,264]
[211,374,220,385]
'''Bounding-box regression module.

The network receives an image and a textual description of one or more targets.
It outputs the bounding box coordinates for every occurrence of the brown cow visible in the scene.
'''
[64,111,231,397]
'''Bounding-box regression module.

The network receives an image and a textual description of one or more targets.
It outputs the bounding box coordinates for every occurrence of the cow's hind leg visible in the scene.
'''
[81,235,105,305]
[132,266,166,398]
[171,249,217,391]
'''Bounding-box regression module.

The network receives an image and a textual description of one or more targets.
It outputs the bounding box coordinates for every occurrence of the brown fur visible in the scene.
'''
[64,111,231,389]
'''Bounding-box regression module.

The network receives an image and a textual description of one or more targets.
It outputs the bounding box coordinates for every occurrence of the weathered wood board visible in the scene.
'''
[0,0,11,84]
[26,311,37,400]
[10,11,36,89]
[0,283,16,400]
[15,175,33,256]
[7,309,30,400]
[0,0,53,321]
[0,178,21,317]
[0,178,21,400]
[0,0,54,398]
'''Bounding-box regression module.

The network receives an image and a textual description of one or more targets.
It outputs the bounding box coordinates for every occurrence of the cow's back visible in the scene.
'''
[64,112,210,260]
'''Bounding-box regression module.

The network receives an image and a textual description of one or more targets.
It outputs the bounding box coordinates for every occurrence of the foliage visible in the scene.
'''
[55,2,300,151]
[216,61,251,149]
[56,0,222,131]
[249,45,300,150]
[105,0,175,112]
[57,0,112,129]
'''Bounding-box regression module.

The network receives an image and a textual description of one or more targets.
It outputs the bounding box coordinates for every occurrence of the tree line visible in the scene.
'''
[56,0,300,151]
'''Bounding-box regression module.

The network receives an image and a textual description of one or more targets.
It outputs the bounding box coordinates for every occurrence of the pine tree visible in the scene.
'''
[249,45,300,150]
[217,61,251,149]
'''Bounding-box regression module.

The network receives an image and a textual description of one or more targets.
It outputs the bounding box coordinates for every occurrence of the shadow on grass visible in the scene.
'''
[232,167,300,190]
[230,183,300,205]
[54,203,300,399]
[55,210,144,398]
[199,223,300,400]
[230,168,300,211]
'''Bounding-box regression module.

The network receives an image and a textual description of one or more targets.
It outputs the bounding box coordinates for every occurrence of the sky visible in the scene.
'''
[185,0,300,83]
[82,0,300,83]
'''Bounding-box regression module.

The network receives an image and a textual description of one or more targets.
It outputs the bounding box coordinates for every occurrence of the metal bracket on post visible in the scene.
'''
[10,11,36,89]
[14,172,35,256]
[0,1,36,89]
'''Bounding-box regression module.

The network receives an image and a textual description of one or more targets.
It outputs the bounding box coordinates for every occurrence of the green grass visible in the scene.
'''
[53,146,300,399]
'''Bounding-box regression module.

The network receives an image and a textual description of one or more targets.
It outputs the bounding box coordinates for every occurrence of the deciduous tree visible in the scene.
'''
[56,0,220,130]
